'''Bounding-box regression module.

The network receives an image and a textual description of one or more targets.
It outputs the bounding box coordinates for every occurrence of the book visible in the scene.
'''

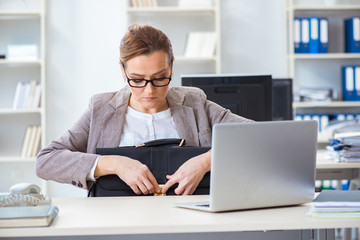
[0,205,59,228]
[294,18,301,53]
[342,65,356,101]
[20,125,41,158]
[319,18,328,53]
[345,17,360,53]
[309,17,320,54]
[20,126,32,158]
[184,32,216,58]
[12,80,41,109]
[309,190,360,218]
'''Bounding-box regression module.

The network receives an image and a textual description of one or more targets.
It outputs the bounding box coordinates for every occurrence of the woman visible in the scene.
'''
[36,24,251,195]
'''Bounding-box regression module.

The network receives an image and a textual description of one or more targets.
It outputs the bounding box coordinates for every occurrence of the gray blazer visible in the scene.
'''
[36,86,251,190]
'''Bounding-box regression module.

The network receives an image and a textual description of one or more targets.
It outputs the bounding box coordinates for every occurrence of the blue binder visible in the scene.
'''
[301,18,310,53]
[319,18,328,53]
[309,17,320,53]
[345,17,360,53]
[355,65,360,101]
[342,65,356,101]
[294,18,302,53]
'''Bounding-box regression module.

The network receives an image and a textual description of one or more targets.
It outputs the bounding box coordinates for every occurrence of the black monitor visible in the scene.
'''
[272,78,293,121]
[181,74,272,121]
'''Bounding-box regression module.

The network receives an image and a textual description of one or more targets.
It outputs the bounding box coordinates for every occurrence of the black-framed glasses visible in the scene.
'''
[122,63,172,88]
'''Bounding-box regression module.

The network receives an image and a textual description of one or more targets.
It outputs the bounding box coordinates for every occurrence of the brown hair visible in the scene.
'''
[120,24,174,66]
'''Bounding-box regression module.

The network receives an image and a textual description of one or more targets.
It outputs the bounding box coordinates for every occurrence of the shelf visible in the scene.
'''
[0,156,36,163]
[0,11,41,16]
[291,5,360,11]
[289,53,360,60]
[0,108,43,114]
[294,101,360,108]
[126,6,216,13]
[0,59,42,66]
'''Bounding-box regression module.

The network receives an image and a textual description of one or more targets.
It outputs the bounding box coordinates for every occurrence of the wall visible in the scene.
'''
[45,0,287,197]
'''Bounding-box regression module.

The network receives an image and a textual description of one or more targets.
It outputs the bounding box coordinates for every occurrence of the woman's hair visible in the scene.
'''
[120,24,174,66]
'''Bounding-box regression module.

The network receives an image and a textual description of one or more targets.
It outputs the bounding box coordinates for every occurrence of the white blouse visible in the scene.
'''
[119,106,179,146]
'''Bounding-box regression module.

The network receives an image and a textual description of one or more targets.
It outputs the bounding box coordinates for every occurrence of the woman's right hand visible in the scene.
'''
[95,155,160,195]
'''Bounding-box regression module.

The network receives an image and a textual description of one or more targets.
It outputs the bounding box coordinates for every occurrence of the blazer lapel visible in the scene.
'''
[97,87,130,148]
[167,88,200,146]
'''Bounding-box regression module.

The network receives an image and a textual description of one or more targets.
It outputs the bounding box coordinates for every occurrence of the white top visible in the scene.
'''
[119,106,179,147]
[0,195,359,237]
[87,106,179,181]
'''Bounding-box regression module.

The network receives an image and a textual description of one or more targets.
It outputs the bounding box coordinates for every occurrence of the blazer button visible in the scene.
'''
[78,182,83,188]
[71,181,76,186]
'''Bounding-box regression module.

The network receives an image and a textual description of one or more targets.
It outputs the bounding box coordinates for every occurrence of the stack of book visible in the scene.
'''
[308,190,360,218]
[327,127,360,162]
[184,32,216,58]
[0,205,58,228]
[294,87,334,102]
[20,125,42,159]
[13,80,41,109]
[129,0,157,7]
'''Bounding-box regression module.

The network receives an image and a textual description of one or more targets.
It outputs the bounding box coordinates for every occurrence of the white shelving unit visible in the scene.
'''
[125,0,221,86]
[0,0,46,193]
[287,0,360,143]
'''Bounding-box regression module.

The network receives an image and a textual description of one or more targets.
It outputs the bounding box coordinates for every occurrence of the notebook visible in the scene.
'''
[173,120,318,212]
[0,205,59,228]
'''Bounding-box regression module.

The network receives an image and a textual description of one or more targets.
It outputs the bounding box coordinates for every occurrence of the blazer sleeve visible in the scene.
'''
[36,104,99,190]
[205,99,254,125]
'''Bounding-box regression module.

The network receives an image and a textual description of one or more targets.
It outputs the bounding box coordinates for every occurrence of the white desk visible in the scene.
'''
[0,196,359,239]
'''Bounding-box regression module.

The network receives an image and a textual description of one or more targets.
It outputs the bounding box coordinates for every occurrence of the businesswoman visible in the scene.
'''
[36,24,251,196]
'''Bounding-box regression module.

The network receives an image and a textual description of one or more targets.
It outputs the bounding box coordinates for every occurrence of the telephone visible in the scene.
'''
[0,183,51,207]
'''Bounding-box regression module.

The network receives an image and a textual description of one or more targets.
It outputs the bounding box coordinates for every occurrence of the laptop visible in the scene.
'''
[173,120,318,212]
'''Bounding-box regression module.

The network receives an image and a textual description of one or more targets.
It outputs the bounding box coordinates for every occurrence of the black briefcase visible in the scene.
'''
[89,139,211,197]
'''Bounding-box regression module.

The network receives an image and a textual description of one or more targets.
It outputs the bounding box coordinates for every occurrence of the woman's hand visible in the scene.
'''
[161,151,211,195]
[95,155,160,195]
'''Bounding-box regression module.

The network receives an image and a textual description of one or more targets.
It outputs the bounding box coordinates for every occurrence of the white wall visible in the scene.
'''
[45,0,287,197]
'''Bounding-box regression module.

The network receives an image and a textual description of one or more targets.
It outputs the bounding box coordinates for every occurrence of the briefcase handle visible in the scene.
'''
[135,138,185,148]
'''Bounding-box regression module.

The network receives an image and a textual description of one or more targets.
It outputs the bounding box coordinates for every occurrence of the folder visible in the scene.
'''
[355,66,360,101]
[336,114,346,121]
[320,115,329,133]
[294,18,302,53]
[301,18,310,53]
[345,17,360,53]
[342,66,356,101]
[319,18,328,53]
[309,17,320,54]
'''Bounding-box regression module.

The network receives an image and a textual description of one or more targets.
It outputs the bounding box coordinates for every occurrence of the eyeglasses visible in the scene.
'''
[122,63,172,88]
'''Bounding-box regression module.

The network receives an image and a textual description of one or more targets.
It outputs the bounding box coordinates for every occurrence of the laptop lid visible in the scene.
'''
[206,120,318,212]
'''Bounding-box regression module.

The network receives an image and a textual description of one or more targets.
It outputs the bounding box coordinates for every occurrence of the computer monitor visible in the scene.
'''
[272,78,293,121]
[181,74,272,121]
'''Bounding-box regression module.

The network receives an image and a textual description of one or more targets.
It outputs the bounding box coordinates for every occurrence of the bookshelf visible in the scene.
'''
[125,0,221,86]
[286,0,360,142]
[0,0,46,193]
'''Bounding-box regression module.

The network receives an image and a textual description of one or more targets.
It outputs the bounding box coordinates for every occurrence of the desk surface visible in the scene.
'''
[0,195,359,238]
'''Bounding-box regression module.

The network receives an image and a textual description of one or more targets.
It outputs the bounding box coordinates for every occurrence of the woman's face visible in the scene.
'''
[121,51,172,114]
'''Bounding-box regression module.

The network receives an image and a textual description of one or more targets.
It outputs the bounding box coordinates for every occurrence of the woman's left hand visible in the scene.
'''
[161,151,211,195]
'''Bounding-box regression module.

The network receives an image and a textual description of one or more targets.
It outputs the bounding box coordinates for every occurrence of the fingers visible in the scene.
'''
[161,175,176,193]
[146,171,160,193]
[117,158,159,195]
